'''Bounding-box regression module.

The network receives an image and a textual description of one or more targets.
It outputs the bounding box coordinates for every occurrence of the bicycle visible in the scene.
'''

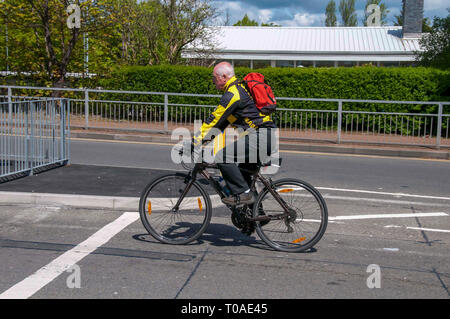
[139,146,328,253]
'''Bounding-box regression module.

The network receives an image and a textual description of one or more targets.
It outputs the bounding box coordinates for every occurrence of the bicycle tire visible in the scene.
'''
[254,178,328,252]
[139,173,212,245]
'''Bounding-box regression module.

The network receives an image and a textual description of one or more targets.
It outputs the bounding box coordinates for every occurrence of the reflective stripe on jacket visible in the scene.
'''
[194,76,277,145]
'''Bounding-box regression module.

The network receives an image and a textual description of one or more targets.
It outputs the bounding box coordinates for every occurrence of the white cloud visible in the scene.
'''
[293,13,318,26]
[275,13,324,27]
[258,9,272,24]
[212,0,450,27]
[424,0,449,11]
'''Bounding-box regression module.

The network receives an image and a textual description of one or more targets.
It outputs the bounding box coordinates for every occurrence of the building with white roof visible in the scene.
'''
[183,0,425,68]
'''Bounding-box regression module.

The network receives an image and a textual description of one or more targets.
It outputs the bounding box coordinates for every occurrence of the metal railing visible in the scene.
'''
[0,98,70,181]
[1,85,449,149]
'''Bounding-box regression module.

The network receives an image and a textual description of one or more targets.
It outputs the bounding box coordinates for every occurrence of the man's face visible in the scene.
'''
[212,71,228,91]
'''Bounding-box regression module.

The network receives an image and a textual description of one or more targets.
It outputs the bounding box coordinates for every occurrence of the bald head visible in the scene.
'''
[212,62,235,91]
[214,62,235,78]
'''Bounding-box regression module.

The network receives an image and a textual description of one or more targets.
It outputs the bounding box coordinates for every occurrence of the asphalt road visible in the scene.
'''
[0,138,449,302]
[70,138,450,197]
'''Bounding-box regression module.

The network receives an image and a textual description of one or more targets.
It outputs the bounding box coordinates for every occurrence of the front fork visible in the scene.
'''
[171,165,200,212]
[172,164,227,212]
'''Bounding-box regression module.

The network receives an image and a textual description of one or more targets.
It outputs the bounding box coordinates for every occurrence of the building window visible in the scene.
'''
[315,61,335,67]
[276,60,295,68]
[338,61,357,67]
[297,61,314,67]
[359,62,378,67]
[399,61,414,67]
[379,61,400,67]
[253,60,271,69]
[234,60,251,68]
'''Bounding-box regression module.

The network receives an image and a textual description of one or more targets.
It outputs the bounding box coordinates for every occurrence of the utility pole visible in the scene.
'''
[5,21,9,73]
[83,32,89,76]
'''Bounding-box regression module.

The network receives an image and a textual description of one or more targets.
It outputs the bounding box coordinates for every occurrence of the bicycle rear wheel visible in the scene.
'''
[254,178,328,252]
[139,173,212,245]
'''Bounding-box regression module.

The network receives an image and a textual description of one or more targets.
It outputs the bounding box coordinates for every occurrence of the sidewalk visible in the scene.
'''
[0,164,162,211]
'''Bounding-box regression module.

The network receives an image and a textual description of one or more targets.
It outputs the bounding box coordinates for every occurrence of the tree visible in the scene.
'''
[0,0,217,83]
[339,0,357,26]
[416,9,450,69]
[233,14,279,27]
[0,0,120,87]
[325,0,337,27]
[233,14,258,26]
[363,0,389,26]
[223,8,232,26]
[394,0,432,32]
[160,0,217,65]
[117,0,165,66]
[261,22,280,27]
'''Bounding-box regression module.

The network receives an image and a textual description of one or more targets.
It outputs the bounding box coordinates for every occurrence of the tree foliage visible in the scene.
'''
[233,14,279,27]
[325,1,337,27]
[339,0,358,26]
[416,9,450,70]
[0,0,217,85]
[233,14,258,26]
[0,0,120,86]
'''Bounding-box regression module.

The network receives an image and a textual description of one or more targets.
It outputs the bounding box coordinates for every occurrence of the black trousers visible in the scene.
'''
[214,128,277,195]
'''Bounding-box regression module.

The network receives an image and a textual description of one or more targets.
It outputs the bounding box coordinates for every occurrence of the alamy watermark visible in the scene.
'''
[66,264,81,289]
[66,4,81,29]
[366,264,381,289]
[366,4,381,27]
[170,121,281,174]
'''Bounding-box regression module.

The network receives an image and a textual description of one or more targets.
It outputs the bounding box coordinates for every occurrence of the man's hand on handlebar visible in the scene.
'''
[180,139,202,161]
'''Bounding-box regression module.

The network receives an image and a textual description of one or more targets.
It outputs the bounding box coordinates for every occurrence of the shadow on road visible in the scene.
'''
[133,222,318,254]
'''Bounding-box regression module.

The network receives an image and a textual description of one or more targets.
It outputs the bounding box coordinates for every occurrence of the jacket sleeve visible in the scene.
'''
[193,89,240,146]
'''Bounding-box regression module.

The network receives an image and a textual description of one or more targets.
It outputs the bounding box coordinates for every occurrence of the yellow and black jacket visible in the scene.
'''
[193,76,277,146]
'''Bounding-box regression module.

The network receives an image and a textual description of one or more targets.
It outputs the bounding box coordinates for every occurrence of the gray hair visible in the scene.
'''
[215,62,235,78]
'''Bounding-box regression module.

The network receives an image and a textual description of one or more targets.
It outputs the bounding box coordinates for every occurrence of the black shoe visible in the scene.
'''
[222,192,255,206]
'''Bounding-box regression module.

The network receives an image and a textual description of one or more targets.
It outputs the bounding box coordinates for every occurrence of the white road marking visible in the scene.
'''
[406,226,450,233]
[321,195,450,207]
[0,212,139,299]
[298,212,448,223]
[383,248,399,252]
[384,225,450,233]
[317,187,450,201]
[328,212,448,221]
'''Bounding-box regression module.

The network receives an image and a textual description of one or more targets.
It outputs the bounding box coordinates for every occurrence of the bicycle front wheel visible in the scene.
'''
[139,173,212,245]
[254,178,328,252]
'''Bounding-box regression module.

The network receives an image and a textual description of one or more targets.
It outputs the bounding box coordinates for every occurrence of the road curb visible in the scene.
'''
[0,191,140,211]
[0,191,227,211]
[71,131,450,160]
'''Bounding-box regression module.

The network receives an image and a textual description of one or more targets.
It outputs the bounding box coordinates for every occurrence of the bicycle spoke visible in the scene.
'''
[255,179,328,252]
[139,174,211,245]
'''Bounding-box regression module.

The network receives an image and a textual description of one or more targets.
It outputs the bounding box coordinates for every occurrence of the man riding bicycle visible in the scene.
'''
[141,62,327,247]
[190,62,278,206]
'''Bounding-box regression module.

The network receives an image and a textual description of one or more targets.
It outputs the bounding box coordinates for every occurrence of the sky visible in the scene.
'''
[211,0,450,27]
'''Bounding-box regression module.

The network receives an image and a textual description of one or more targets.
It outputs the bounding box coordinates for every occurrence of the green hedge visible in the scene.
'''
[96,65,450,113]
[93,65,450,135]
[2,65,449,111]
[3,65,447,134]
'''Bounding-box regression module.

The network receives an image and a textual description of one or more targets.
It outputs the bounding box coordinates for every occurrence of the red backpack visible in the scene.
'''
[242,72,277,115]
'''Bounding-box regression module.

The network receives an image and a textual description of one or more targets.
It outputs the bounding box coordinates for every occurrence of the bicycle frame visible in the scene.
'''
[172,162,292,222]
